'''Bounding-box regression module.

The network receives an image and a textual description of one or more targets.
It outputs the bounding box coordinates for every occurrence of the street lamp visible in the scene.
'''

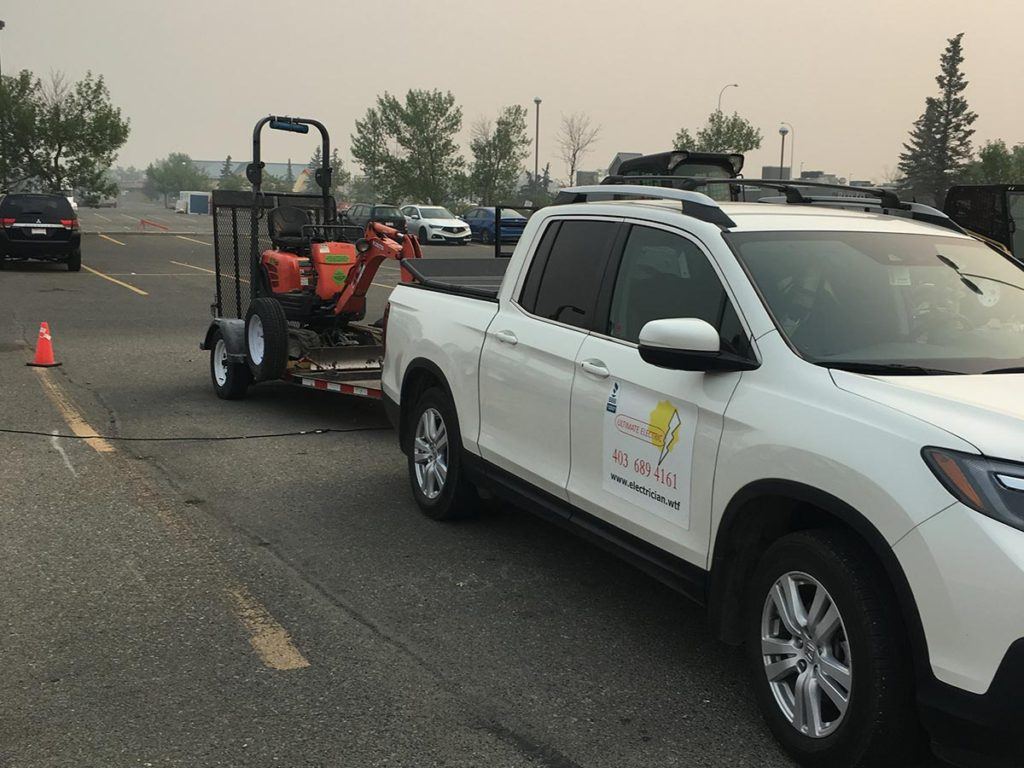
[717,83,738,112]
[533,97,542,184]
[1,20,8,192]
[778,124,790,181]
[781,121,795,178]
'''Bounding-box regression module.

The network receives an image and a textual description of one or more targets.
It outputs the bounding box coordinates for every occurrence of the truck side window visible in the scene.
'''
[520,220,619,330]
[606,225,752,356]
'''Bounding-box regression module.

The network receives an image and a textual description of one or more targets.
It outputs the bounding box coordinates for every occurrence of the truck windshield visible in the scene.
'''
[727,230,1024,375]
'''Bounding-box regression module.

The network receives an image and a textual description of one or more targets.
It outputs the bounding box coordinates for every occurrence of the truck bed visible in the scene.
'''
[402,258,509,301]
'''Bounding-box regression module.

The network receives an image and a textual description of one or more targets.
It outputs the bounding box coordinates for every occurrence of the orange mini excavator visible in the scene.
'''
[203,115,423,389]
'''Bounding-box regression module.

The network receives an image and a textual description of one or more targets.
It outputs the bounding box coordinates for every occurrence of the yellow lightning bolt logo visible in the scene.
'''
[648,400,681,466]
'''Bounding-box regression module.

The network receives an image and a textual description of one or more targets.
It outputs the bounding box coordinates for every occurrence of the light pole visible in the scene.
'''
[533,97,542,184]
[778,124,790,180]
[1,19,8,192]
[717,83,738,112]
[781,121,795,178]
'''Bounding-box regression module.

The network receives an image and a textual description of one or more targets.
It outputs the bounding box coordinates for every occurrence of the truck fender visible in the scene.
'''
[200,318,247,362]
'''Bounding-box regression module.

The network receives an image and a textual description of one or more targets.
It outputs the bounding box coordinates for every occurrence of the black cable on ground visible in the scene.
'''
[0,426,391,442]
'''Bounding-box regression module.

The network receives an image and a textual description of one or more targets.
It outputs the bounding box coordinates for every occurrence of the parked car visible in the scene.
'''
[400,204,471,245]
[0,193,81,271]
[944,184,1024,258]
[462,206,528,244]
[343,203,406,233]
[383,183,1024,768]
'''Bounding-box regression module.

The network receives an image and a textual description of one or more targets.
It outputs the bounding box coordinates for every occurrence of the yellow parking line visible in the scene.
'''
[170,260,249,284]
[32,368,114,454]
[99,234,126,246]
[227,586,310,670]
[371,282,394,290]
[82,264,149,296]
[176,235,211,246]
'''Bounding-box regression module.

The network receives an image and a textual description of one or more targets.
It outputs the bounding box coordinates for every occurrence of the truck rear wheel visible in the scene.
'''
[407,387,476,520]
[244,297,288,381]
[210,328,251,399]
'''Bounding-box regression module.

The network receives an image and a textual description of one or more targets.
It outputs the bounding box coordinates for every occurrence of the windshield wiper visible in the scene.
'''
[823,361,962,375]
[983,366,1024,374]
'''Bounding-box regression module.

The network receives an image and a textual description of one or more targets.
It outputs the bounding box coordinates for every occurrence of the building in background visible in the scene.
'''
[762,165,792,180]
[575,170,601,185]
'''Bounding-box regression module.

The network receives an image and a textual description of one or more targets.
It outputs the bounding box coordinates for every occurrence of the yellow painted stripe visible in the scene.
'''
[99,234,126,246]
[82,265,149,296]
[175,235,211,246]
[170,260,249,284]
[371,282,395,290]
[227,586,310,671]
[32,368,114,454]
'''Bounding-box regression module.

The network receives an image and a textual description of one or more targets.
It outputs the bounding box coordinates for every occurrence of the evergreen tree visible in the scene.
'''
[285,159,295,190]
[217,154,244,191]
[899,33,977,206]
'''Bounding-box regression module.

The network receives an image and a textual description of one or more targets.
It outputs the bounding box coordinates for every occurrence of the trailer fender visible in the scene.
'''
[200,318,247,363]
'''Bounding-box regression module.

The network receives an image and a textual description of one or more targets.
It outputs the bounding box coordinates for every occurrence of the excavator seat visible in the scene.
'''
[268,206,315,252]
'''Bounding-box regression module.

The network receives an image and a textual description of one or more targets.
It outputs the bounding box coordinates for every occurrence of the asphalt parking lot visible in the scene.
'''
[0,233,945,767]
[77,200,214,235]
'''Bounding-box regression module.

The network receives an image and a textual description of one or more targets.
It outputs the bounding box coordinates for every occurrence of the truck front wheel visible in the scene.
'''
[407,387,476,520]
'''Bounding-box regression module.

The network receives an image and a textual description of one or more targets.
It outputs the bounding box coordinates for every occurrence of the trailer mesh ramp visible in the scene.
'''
[210,190,334,318]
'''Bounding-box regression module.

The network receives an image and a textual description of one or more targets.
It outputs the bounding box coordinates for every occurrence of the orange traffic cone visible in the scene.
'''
[27,322,61,367]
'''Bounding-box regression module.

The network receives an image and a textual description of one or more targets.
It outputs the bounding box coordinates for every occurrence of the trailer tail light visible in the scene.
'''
[61,219,79,230]
[0,218,14,228]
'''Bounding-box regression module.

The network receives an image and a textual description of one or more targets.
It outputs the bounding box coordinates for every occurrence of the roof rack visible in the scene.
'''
[555,184,737,228]
[596,176,965,235]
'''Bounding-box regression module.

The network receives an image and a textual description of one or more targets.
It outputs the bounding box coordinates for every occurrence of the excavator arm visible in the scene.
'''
[333,221,422,316]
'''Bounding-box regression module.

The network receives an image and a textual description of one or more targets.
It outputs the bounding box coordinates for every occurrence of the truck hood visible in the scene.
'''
[832,370,1024,461]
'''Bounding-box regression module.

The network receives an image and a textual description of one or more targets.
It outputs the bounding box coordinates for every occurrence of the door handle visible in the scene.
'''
[581,359,610,378]
[495,329,518,345]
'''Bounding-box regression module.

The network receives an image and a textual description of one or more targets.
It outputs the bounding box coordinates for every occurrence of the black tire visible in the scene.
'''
[744,530,921,768]
[209,328,252,400]
[244,297,289,381]
[66,249,81,272]
[406,387,476,521]
[418,227,430,247]
[481,228,492,245]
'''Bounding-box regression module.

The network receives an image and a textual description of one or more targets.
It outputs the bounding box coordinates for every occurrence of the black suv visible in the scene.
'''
[343,203,406,233]
[0,193,82,271]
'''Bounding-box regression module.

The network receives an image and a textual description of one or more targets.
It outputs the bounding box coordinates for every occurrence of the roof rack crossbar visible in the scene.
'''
[602,175,906,210]
[558,184,736,228]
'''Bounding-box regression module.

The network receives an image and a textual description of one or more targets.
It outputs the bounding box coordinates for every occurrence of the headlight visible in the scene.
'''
[923,447,1024,532]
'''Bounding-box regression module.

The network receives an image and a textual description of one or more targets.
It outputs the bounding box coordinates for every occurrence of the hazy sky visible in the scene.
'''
[4,0,1022,183]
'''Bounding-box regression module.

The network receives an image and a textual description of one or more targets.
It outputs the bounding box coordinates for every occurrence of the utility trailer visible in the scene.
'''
[199,115,421,402]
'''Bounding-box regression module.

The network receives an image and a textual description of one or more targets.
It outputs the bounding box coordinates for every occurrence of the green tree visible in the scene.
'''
[468,106,530,204]
[2,70,129,195]
[899,33,978,206]
[963,140,1024,184]
[351,89,464,203]
[673,110,762,154]
[144,153,211,207]
[302,145,351,198]
[217,154,244,191]
[285,159,295,190]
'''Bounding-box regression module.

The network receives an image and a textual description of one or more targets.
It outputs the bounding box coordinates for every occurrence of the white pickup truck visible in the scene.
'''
[381,184,1024,768]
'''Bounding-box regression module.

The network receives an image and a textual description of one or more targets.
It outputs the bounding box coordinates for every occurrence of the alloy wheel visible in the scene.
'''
[761,571,853,738]
[413,407,448,499]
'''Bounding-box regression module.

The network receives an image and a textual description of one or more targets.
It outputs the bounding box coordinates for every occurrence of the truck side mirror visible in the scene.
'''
[638,318,757,372]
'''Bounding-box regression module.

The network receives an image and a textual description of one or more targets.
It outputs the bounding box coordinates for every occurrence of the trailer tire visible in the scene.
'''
[407,387,476,521]
[210,328,251,399]
[245,297,288,381]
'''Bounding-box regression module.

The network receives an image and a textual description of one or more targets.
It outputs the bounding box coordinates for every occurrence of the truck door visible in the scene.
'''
[567,223,752,567]
[1008,191,1024,257]
[477,218,621,500]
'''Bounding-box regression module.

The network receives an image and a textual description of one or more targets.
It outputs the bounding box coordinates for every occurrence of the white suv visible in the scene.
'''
[382,183,1024,767]
[401,204,472,245]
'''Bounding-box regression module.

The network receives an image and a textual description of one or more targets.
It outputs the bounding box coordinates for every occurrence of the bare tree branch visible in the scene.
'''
[557,112,601,186]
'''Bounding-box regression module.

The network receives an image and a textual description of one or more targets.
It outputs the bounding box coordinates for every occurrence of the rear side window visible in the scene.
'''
[519,219,619,330]
[0,195,73,219]
[373,206,401,218]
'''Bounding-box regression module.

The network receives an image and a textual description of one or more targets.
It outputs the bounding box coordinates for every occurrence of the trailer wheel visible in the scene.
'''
[245,297,288,381]
[210,328,251,399]
[407,387,476,521]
